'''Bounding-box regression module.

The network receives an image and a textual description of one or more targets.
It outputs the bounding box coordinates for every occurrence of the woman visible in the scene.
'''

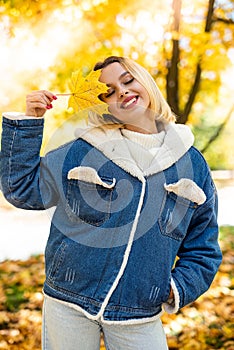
[0,56,222,350]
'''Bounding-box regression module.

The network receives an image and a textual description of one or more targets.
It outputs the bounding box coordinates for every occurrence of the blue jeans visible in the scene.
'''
[42,296,168,350]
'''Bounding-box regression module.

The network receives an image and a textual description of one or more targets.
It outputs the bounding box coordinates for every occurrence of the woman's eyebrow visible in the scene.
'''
[106,71,130,87]
[119,71,129,79]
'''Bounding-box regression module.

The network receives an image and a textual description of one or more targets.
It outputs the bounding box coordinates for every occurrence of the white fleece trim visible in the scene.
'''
[75,123,194,180]
[163,278,180,314]
[75,125,144,180]
[95,177,146,319]
[164,178,206,205]
[43,292,164,324]
[3,112,44,120]
[43,292,100,321]
[67,166,116,189]
[100,310,164,325]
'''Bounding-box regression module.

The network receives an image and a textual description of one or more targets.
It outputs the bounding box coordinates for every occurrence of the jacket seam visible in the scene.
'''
[193,191,216,217]
[7,127,16,196]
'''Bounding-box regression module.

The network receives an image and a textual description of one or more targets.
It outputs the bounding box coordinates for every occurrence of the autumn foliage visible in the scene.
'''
[0,226,233,349]
[0,0,234,169]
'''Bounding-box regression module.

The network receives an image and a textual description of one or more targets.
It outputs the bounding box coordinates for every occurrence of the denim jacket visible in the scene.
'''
[0,116,222,324]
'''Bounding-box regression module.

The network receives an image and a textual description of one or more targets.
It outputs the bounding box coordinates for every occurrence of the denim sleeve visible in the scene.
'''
[0,117,58,210]
[171,172,222,309]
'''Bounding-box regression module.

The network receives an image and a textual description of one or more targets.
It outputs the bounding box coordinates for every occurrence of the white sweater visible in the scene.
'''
[121,128,166,172]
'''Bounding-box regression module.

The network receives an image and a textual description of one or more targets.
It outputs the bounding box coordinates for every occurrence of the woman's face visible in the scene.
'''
[99,62,150,124]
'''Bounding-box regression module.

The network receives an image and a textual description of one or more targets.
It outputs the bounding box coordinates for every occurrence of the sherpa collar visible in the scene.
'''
[74,122,194,181]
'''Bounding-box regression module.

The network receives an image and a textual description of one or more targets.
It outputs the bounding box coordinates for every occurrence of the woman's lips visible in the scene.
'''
[121,96,138,109]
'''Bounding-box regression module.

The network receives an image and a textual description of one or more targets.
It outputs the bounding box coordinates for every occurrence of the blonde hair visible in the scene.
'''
[93,56,176,124]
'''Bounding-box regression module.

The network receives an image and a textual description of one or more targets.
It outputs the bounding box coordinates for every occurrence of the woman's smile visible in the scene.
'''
[120,95,138,109]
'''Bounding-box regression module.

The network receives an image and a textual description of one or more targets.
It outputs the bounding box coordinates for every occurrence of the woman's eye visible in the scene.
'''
[105,90,115,98]
[98,90,115,101]
[124,78,134,85]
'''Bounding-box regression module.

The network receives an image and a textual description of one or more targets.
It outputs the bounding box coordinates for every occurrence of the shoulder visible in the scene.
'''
[45,138,92,158]
[188,146,210,169]
[187,147,215,195]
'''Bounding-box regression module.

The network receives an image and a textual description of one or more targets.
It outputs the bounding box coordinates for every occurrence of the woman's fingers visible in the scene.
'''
[26,90,57,117]
[26,91,54,106]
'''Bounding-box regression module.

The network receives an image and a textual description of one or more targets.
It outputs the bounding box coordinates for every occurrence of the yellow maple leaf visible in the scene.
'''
[67,69,108,116]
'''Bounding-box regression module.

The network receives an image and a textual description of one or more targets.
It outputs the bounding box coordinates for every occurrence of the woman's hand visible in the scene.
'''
[26,90,57,117]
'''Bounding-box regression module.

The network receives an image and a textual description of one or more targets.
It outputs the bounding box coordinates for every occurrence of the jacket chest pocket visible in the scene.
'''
[65,176,115,226]
[158,191,197,241]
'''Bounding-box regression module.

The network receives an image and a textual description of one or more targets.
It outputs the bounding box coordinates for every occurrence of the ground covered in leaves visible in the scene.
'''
[0,226,233,350]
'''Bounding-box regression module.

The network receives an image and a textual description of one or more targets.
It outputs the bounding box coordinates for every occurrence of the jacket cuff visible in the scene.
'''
[163,278,180,314]
[2,112,44,120]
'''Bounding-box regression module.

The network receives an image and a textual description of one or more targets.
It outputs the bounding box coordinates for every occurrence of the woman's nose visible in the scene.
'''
[119,89,129,98]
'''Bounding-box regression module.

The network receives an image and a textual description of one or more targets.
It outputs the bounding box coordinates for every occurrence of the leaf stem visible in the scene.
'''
[55,93,73,96]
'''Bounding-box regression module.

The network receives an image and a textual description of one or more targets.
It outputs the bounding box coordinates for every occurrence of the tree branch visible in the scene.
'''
[213,15,234,25]
[177,64,202,124]
[201,105,234,153]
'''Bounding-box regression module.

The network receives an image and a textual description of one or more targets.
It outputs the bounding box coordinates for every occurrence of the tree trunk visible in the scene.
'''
[166,0,181,116]
[166,0,216,124]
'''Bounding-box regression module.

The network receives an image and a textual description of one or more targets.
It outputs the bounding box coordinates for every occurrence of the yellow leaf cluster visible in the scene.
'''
[67,69,108,118]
